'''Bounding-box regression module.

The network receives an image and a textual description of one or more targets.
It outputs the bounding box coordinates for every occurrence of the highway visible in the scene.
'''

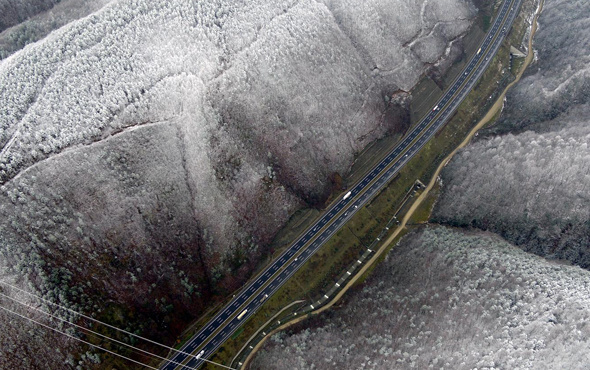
[161,0,522,368]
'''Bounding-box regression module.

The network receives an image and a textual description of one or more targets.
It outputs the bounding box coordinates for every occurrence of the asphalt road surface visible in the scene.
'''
[161,0,522,368]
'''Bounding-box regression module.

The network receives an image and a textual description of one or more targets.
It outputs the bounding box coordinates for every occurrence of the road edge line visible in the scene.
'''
[238,1,543,367]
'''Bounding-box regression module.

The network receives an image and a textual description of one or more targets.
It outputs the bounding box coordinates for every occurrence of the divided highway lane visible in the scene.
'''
[162,1,521,368]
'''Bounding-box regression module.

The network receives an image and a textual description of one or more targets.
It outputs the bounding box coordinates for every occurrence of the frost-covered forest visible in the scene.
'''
[433,0,590,268]
[0,0,476,366]
[0,0,113,59]
[253,0,590,368]
[484,0,590,134]
[251,227,590,370]
[0,0,62,32]
[0,270,83,368]
[433,107,590,266]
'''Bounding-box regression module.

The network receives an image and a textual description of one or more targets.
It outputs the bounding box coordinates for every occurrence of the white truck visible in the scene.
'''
[237,309,248,320]
[343,191,352,200]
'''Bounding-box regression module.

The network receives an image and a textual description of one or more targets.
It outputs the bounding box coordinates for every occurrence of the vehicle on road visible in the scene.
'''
[159,2,521,368]
[195,350,204,359]
[237,309,248,320]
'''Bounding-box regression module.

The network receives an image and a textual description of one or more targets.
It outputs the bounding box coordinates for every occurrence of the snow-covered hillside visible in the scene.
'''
[0,0,476,366]
[433,0,590,268]
[251,226,590,370]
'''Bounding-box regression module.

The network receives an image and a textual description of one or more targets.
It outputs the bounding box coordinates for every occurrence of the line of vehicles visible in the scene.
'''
[161,1,520,368]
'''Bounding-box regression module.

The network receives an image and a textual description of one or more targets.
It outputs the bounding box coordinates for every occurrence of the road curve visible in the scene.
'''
[161,0,522,368]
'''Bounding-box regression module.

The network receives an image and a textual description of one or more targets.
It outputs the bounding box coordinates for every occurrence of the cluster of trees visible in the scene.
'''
[251,226,590,369]
[0,125,216,364]
[0,0,113,60]
[0,0,226,183]
[485,0,590,135]
[0,260,91,368]
[434,0,590,269]
[0,0,61,32]
[0,294,79,369]
[0,0,477,365]
[434,112,590,267]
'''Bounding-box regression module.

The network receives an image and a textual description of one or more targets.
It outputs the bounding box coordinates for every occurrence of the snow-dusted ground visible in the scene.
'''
[251,226,590,370]
[0,0,475,262]
[487,0,590,133]
[252,2,590,369]
[434,0,590,268]
[0,0,476,365]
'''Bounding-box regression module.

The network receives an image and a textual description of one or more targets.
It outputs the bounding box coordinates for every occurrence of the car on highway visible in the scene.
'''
[160,2,521,368]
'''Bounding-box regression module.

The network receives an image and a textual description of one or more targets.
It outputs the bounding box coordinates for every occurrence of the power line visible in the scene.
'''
[0,280,192,357]
[0,291,195,370]
[0,303,158,370]
[0,280,239,370]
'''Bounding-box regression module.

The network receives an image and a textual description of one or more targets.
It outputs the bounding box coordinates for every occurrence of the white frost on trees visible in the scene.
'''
[251,227,590,370]
[494,0,590,132]
[0,0,475,186]
[434,106,590,266]
[0,0,476,283]
[0,1,477,364]
[434,0,590,268]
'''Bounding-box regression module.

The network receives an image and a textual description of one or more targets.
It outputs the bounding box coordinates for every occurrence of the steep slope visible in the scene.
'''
[433,107,590,266]
[0,271,82,368]
[433,0,590,268]
[0,0,475,368]
[485,0,590,134]
[0,0,476,364]
[251,226,590,369]
[0,0,113,59]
